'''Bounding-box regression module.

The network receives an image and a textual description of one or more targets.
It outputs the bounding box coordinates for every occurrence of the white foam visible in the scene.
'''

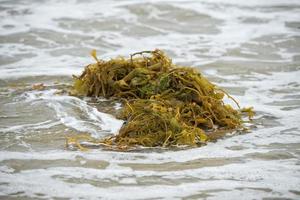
[20,89,123,137]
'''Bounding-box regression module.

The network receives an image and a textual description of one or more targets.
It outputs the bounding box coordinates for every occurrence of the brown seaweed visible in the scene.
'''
[68,49,254,150]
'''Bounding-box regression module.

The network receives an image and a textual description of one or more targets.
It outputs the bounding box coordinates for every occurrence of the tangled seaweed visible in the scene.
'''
[68,49,253,150]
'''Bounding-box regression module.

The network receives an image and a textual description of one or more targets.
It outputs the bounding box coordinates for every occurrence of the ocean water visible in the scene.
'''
[0,0,300,199]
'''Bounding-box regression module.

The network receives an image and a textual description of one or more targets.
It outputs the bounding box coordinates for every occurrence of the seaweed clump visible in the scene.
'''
[69,49,253,150]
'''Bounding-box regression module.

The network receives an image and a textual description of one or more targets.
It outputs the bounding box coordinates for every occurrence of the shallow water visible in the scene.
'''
[0,0,300,199]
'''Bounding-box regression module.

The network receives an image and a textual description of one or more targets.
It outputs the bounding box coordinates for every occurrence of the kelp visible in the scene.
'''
[69,49,253,150]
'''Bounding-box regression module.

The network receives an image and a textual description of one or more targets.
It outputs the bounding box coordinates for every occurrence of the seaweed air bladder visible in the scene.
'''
[69,49,253,150]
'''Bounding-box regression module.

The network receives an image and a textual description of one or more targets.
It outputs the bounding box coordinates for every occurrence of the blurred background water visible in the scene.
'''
[0,0,300,199]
